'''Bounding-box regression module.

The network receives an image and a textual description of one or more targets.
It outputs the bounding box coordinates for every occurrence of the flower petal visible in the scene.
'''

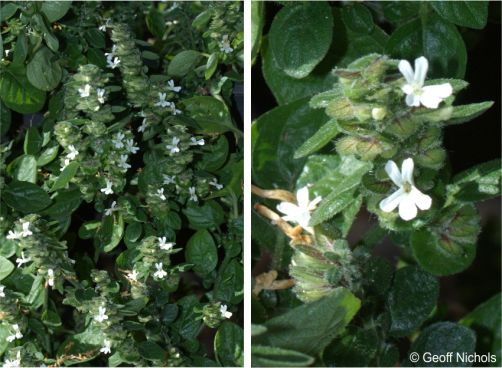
[398,60,414,84]
[296,187,310,209]
[414,56,428,86]
[276,202,300,217]
[419,93,442,109]
[385,160,403,186]
[308,196,322,210]
[398,194,418,221]
[401,158,414,184]
[380,188,405,212]
[410,187,432,210]
[422,83,453,98]
[405,93,420,107]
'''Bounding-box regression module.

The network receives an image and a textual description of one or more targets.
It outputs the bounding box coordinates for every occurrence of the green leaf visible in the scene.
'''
[252,345,314,367]
[0,256,14,281]
[50,161,79,192]
[78,220,100,239]
[0,3,19,22]
[24,127,43,155]
[181,96,239,135]
[205,53,218,80]
[408,322,476,367]
[198,135,229,172]
[251,1,265,64]
[26,47,63,91]
[182,201,225,230]
[323,327,379,367]
[0,101,11,136]
[103,213,124,252]
[387,266,439,337]
[168,50,202,78]
[411,204,480,276]
[431,1,488,29]
[41,1,72,22]
[253,287,360,356]
[37,144,59,166]
[269,2,333,78]
[214,321,244,367]
[386,13,466,78]
[42,309,62,327]
[14,155,38,183]
[308,155,372,226]
[84,29,105,49]
[341,3,374,33]
[294,119,339,158]
[185,230,218,274]
[460,293,501,365]
[146,7,165,38]
[213,259,244,304]
[262,37,337,105]
[0,66,46,114]
[252,97,330,189]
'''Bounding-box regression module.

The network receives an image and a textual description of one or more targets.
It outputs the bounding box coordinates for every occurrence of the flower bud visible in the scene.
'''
[371,107,387,121]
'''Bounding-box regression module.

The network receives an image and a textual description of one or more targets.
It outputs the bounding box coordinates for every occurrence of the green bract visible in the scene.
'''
[0,2,242,367]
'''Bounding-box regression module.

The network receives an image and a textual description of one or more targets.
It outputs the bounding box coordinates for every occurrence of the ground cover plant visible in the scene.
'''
[251,1,501,367]
[0,1,243,366]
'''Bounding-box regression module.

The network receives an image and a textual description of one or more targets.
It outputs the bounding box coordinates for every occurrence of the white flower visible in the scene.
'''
[95,305,109,323]
[47,269,54,287]
[6,230,21,240]
[97,88,106,104]
[154,263,167,279]
[276,186,322,234]
[4,49,12,57]
[2,351,21,368]
[209,178,223,190]
[155,92,171,108]
[138,118,148,133]
[100,339,111,355]
[15,252,31,268]
[158,237,175,251]
[112,132,125,149]
[60,158,70,171]
[117,155,131,171]
[6,324,22,342]
[156,188,167,200]
[99,18,111,32]
[379,158,432,221]
[104,201,117,216]
[21,222,32,237]
[167,79,181,93]
[101,179,114,195]
[126,269,138,282]
[166,137,181,154]
[67,145,79,160]
[189,137,205,146]
[170,103,182,115]
[188,187,198,202]
[78,84,91,98]
[398,56,452,109]
[107,56,120,69]
[125,139,139,154]
[0,286,5,298]
[163,174,176,185]
[220,34,233,54]
[220,304,232,319]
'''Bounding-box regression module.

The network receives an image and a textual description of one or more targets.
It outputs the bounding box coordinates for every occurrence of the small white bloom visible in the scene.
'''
[379,158,432,221]
[276,186,322,234]
[220,34,233,54]
[117,155,131,171]
[2,351,21,368]
[209,178,223,190]
[6,230,21,240]
[138,118,148,133]
[125,139,139,154]
[170,103,182,115]
[78,84,91,98]
[21,222,32,237]
[104,201,117,216]
[154,263,167,279]
[112,132,125,149]
[126,269,138,282]
[156,188,167,201]
[220,304,232,319]
[188,186,198,202]
[4,49,12,57]
[399,56,453,109]
[163,174,176,185]
[67,145,79,160]
[100,339,112,355]
[60,157,71,171]
[6,324,22,342]
[189,137,205,146]
[15,252,31,268]
[99,18,111,32]
[0,286,5,298]
[47,269,54,287]
[158,237,175,251]
[107,56,121,69]
[96,88,106,104]
[101,179,114,195]
[167,79,181,93]
[95,305,109,323]
[166,137,181,154]
[155,92,171,108]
